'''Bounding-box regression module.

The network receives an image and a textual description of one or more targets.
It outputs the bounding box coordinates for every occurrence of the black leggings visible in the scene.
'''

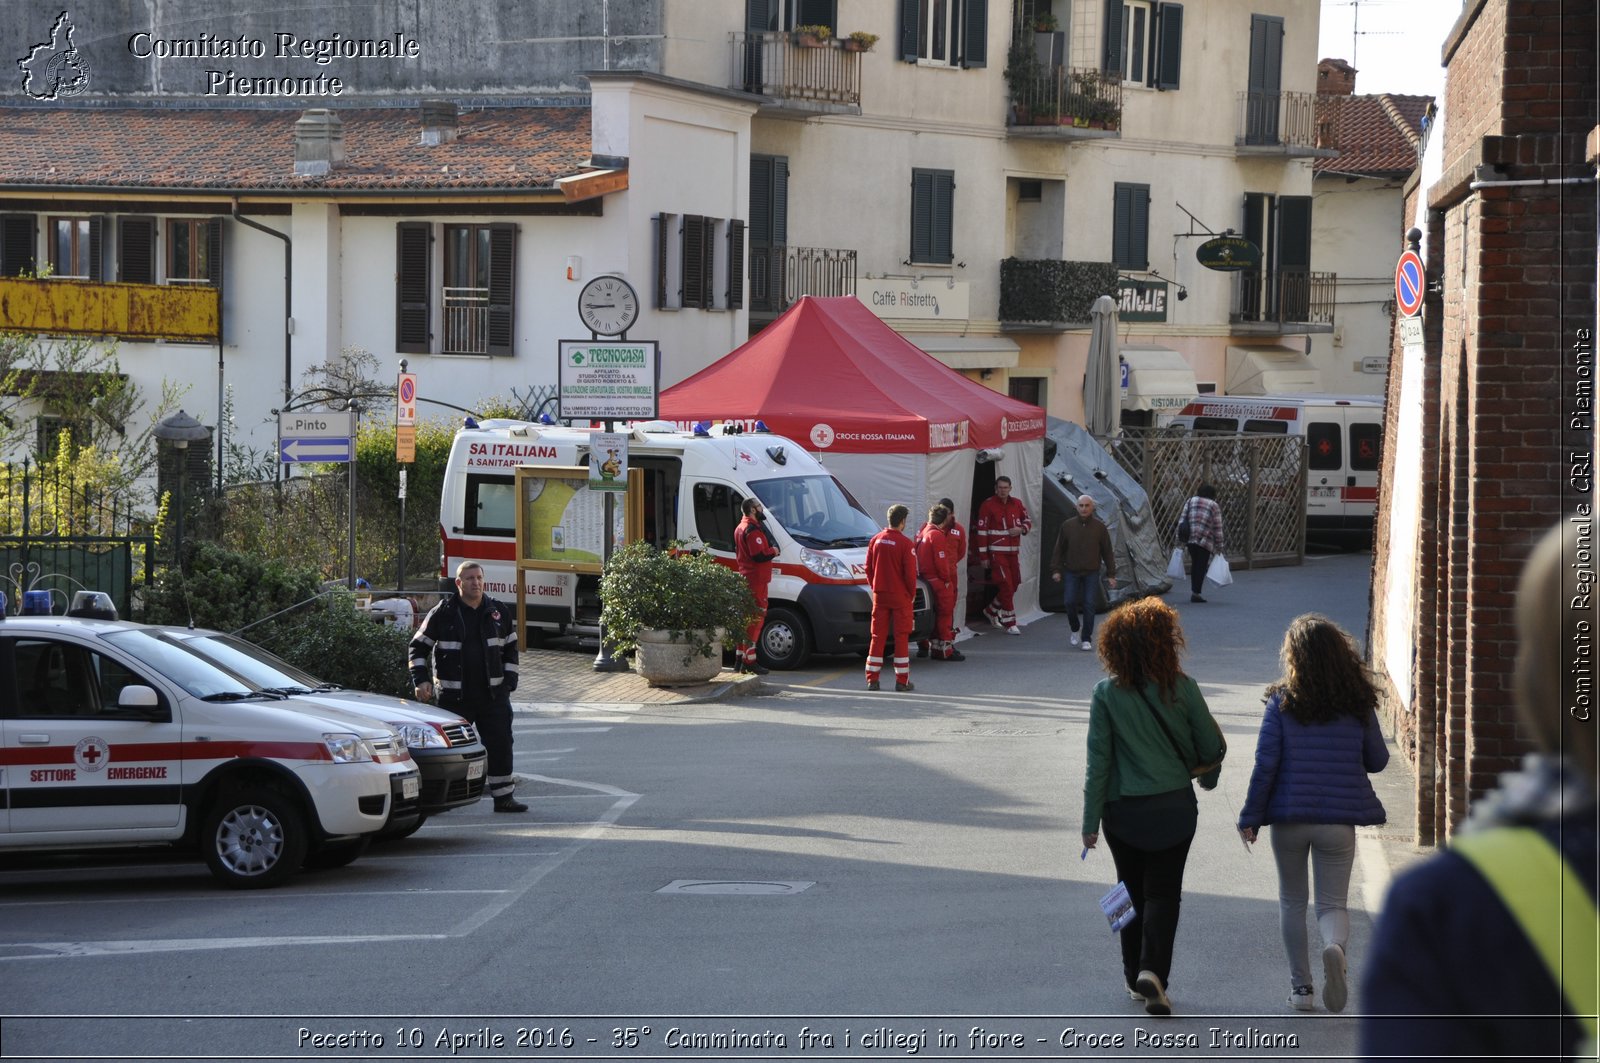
[1187,544,1212,595]
[1105,829,1196,989]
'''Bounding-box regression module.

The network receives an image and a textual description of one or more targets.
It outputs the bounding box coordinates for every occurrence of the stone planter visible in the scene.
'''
[634,628,726,687]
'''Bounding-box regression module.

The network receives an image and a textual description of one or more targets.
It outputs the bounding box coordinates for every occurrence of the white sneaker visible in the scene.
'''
[1287,985,1315,1012]
[1005,626,1022,636]
[1069,632,1081,646]
[1081,639,1093,651]
[1322,943,1347,1013]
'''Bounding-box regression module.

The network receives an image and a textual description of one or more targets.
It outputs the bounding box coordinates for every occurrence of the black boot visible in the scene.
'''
[493,794,529,813]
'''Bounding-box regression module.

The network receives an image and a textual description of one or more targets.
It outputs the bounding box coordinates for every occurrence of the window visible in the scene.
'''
[395,222,517,356]
[1112,183,1149,270]
[898,0,987,67]
[14,640,98,717]
[1350,422,1381,471]
[49,216,101,279]
[1307,421,1342,470]
[167,218,219,285]
[691,482,744,552]
[1192,416,1237,433]
[1242,418,1288,434]
[465,474,515,536]
[1102,1,1182,88]
[653,213,744,311]
[1017,180,1042,202]
[910,168,955,265]
[36,415,89,459]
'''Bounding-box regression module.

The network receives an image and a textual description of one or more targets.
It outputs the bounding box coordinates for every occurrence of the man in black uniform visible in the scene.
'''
[409,561,525,812]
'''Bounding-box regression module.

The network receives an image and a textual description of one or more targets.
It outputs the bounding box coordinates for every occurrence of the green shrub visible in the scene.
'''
[254,588,415,698]
[598,541,758,660]
[141,540,321,633]
[999,258,1121,324]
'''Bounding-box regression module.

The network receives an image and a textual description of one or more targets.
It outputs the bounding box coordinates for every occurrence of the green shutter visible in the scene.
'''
[1155,4,1182,89]
[486,223,517,355]
[933,171,955,264]
[682,214,706,308]
[0,214,35,277]
[206,218,224,288]
[654,213,670,309]
[118,217,156,284]
[1102,0,1123,75]
[395,221,431,354]
[728,219,745,310]
[962,0,989,68]
[87,216,104,281]
[910,170,933,263]
[900,0,919,61]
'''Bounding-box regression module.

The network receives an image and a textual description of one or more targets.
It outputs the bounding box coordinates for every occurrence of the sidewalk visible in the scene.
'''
[510,647,761,707]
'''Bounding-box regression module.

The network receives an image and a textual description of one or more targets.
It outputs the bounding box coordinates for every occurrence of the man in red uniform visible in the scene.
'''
[938,496,969,641]
[915,503,964,662]
[976,475,1031,635]
[733,497,776,675]
[865,503,918,692]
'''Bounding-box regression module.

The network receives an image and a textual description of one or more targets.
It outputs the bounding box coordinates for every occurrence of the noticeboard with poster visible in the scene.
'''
[513,464,643,630]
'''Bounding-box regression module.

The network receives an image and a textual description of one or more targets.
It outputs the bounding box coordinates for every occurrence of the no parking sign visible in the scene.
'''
[1395,250,1425,318]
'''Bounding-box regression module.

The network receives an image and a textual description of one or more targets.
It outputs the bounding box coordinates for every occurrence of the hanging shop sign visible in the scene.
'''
[1195,236,1262,272]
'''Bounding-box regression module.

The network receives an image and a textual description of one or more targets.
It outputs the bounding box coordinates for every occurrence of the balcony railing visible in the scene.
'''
[998,258,1120,328]
[1231,268,1337,327]
[1008,66,1122,134]
[1236,90,1336,153]
[730,31,862,111]
[443,286,488,355]
[749,244,858,316]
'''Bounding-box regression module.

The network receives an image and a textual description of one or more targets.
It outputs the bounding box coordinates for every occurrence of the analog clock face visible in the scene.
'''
[578,276,639,336]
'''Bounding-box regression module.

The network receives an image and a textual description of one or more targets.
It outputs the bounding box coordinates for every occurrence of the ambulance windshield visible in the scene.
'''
[750,475,879,549]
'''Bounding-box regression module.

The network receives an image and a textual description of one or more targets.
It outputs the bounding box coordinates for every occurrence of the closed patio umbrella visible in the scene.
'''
[1083,294,1121,436]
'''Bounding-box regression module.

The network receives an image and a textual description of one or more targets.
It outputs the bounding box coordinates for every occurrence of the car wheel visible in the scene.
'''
[201,787,309,889]
[302,835,371,870]
[375,814,427,842]
[756,604,812,670]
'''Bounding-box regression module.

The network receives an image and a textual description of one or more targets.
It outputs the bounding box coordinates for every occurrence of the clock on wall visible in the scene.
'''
[577,275,640,337]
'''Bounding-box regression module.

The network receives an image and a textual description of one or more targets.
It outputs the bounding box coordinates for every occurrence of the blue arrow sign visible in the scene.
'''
[280,437,353,463]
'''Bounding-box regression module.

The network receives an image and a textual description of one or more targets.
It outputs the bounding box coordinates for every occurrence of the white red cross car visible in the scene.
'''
[0,616,419,888]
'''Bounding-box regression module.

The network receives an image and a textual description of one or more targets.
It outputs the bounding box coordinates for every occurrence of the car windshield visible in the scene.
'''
[750,474,880,548]
[100,629,266,699]
[161,632,336,694]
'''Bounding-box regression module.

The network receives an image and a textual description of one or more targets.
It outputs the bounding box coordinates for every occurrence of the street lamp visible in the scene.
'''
[154,410,211,571]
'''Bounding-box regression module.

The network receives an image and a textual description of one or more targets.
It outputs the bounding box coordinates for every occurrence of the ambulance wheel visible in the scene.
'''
[302,835,371,870]
[202,787,309,889]
[757,605,812,670]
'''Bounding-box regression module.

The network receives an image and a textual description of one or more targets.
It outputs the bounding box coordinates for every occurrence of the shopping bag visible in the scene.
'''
[1206,553,1234,587]
[1099,880,1136,932]
[1166,548,1186,581]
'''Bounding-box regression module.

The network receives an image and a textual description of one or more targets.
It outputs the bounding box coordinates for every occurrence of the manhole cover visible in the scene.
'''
[655,879,814,895]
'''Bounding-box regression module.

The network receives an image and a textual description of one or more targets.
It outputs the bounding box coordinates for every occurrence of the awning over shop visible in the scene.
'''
[1120,346,1198,412]
[1225,344,1323,394]
[914,334,1022,370]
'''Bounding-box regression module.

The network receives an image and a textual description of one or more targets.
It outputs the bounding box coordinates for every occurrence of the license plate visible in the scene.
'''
[467,760,485,780]
[1310,487,1338,498]
[402,775,420,800]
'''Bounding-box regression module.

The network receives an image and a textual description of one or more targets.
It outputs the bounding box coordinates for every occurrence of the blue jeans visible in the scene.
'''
[1062,571,1098,639]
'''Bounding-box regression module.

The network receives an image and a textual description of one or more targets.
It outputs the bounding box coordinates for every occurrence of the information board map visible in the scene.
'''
[522,474,603,565]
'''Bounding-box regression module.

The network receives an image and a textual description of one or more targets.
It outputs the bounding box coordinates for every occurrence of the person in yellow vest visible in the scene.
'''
[1359,517,1597,1057]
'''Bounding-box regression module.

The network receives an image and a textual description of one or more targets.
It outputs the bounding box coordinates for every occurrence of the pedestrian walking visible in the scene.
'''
[976,476,1030,634]
[1050,494,1117,651]
[733,497,776,675]
[1236,614,1389,1013]
[915,503,963,661]
[865,503,918,692]
[1360,518,1599,1058]
[1081,598,1225,1017]
[1177,484,1224,603]
[410,561,525,813]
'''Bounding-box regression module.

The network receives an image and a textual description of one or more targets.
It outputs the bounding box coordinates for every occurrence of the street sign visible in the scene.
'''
[397,371,417,426]
[1395,250,1425,318]
[396,423,416,463]
[278,410,355,464]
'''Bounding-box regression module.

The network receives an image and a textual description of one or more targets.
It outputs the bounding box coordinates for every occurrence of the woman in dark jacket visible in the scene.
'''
[1238,614,1387,1014]
[1082,598,1226,1017]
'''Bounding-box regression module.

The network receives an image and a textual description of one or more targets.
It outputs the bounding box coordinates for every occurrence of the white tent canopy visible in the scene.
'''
[1226,344,1323,394]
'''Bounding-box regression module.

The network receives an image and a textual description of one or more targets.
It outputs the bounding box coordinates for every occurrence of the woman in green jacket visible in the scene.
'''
[1082,597,1225,1017]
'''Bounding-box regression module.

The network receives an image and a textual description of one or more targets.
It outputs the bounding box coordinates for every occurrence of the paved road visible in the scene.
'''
[0,551,1412,1061]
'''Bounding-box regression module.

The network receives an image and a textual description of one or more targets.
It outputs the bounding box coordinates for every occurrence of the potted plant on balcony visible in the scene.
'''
[793,24,832,47]
[1032,11,1059,32]
[842,30,879,52]
[598,540,758,686]
[1004,36,1048,125]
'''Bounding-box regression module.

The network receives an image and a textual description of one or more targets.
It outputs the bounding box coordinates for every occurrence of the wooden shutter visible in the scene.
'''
[910,170,934,263]
[1278,196,1312,270]
[486,223,517,355]
[682,214,706,308]
[931,172,954,264]
[206,218,224,287]
[1155,4,1183,89]
[961,0,989,68]
[794,0,836,31]
[1,214,36,277]
[899,0,919,61]
[395,221,431,354]
[87,215,104,281]
[1113,183,1148,270]
[1102,0,1124,75]
[118,217,156,284]
[700,217,717,308]
[728,219,745,310]
[654,213,670,309]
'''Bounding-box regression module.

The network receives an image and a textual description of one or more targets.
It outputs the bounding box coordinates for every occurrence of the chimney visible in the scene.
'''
[419,100,459,146]
[1317,58,1357,96]
[294,109,346,177]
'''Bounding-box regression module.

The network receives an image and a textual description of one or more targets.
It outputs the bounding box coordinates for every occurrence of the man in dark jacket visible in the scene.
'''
[410,561,525,812]
[1050,494,1117,651]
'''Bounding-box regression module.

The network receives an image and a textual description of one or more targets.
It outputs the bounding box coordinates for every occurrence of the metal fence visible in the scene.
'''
[1101,428,1307,567]
[0,462,155,615]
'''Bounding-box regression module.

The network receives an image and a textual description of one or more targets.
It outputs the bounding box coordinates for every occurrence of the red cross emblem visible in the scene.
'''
[74,736,110,772]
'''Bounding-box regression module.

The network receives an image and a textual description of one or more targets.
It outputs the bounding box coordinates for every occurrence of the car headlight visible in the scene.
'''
[392,721,447,749]
[322,733,371,763]
[799,547,851,580]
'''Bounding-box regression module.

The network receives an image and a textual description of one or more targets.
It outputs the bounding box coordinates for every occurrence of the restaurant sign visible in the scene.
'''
[1116,278,1168,322]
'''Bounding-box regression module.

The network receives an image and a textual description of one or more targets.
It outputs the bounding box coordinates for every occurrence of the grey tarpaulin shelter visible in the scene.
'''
[1039,418,1173,611]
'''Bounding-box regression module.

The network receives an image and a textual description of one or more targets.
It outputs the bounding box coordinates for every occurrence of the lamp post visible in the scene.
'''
[154,411,211,571]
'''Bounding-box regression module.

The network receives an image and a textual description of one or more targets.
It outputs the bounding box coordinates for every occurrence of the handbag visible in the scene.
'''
[1176,517,1191,544]
[1165,547,1186,580]
[1135,687,1226,790]
[1205,553,1233,587]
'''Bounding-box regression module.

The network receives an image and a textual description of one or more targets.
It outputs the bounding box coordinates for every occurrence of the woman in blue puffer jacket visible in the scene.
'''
[1238,614,1388,1014]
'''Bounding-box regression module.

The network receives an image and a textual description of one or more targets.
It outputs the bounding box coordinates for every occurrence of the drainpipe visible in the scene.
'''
[230,198,293,423]
[1467,174,1597,190]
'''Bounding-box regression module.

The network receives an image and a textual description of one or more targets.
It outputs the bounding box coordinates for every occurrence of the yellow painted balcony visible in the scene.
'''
[0,277,220,343]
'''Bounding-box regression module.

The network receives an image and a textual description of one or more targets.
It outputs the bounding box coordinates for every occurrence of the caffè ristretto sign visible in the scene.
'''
[860,279,970,321]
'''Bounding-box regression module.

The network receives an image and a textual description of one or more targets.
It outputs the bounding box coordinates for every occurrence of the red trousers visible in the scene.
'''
[866,602,912,680]
[988,555,1021,618]
[739,582,769,664]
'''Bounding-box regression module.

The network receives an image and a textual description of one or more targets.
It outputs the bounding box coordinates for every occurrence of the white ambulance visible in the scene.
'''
[439,419,932,669]
[0,615,419,888]
[1168,394,1384,536]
